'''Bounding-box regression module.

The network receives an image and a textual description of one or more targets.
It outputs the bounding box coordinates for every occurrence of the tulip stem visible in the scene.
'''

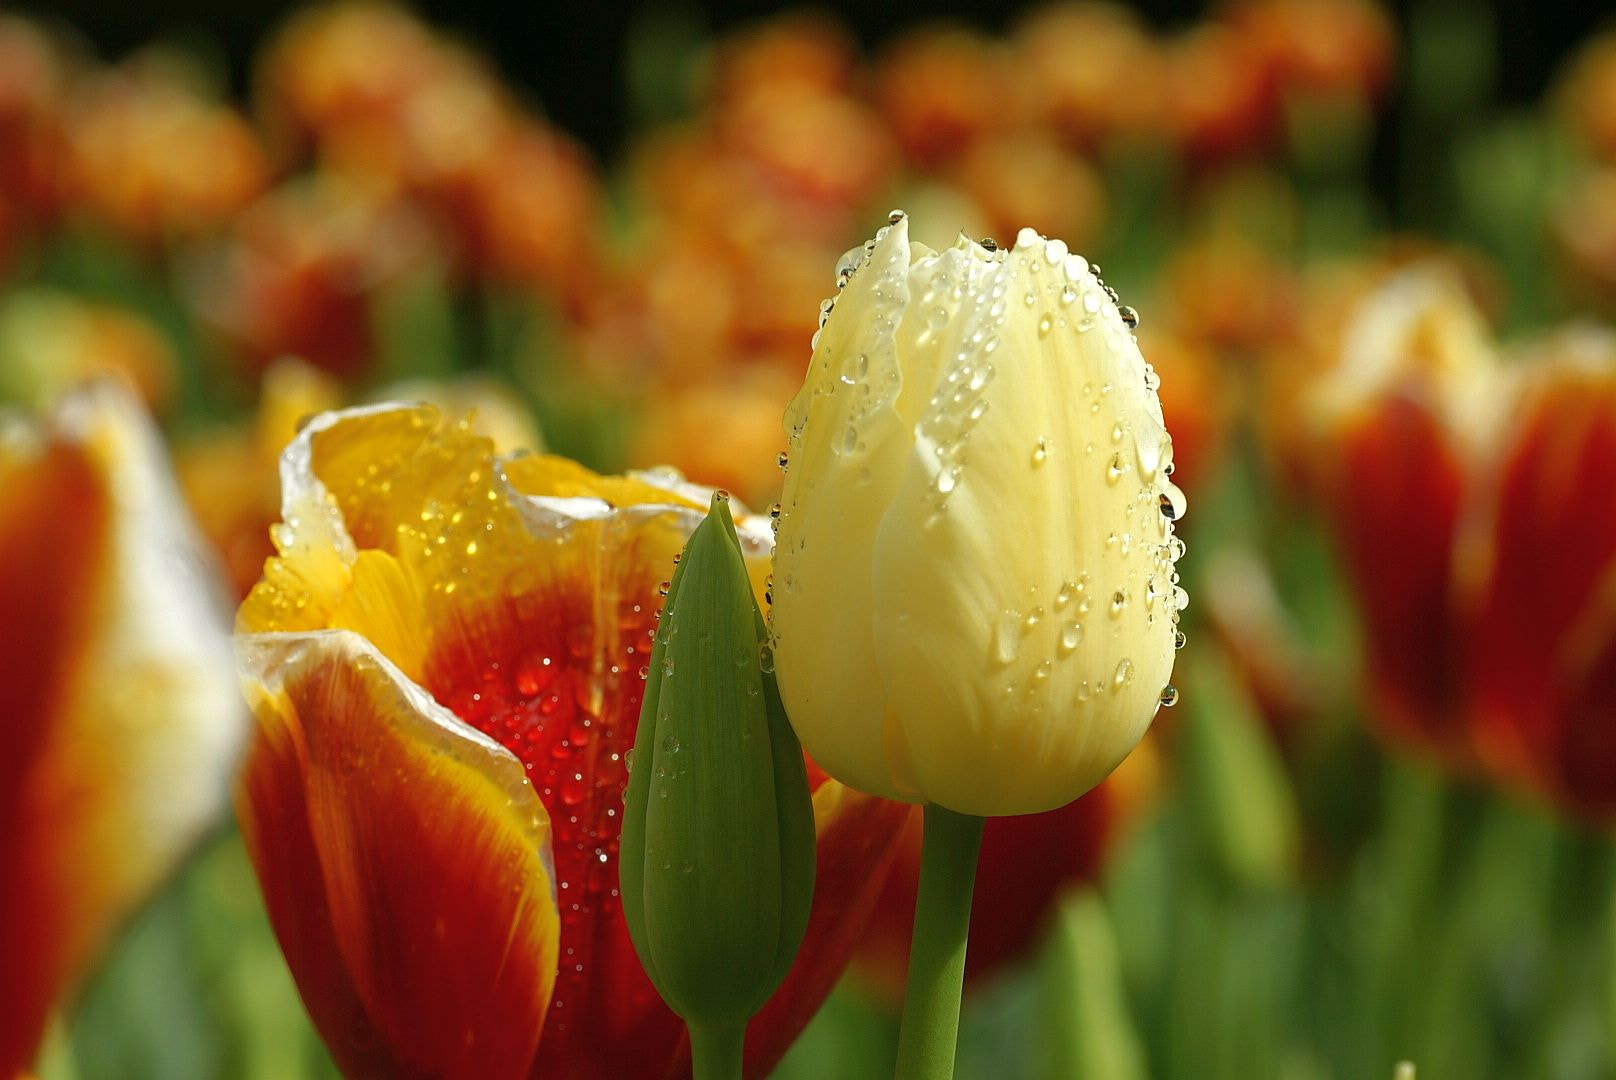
[689,1022,745,1080]
[894,804,988,1080]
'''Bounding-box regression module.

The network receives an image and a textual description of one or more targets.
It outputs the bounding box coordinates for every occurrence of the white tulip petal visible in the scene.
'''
[773,220,925,801]
[774,219,1185,815]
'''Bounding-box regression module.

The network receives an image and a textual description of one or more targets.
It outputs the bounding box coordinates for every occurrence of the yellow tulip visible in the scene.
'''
[771,215,1186,816]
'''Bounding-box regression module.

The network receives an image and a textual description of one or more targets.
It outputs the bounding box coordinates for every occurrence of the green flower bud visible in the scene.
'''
[620,491,816,1036]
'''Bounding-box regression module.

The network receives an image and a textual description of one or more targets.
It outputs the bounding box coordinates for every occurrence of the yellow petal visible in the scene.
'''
[773,217,927,802]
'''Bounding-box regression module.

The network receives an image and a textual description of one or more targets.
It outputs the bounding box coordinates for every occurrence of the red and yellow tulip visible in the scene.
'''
[1469,331,1616,821]
[235,403,908,1079]
[1305,264,1503,762]
[1,381,243,1076]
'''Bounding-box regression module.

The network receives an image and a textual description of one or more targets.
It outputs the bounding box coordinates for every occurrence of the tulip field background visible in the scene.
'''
[9,1,1616,1078]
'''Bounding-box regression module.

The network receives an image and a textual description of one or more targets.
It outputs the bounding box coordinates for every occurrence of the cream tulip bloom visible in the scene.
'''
[771,215,1185,817]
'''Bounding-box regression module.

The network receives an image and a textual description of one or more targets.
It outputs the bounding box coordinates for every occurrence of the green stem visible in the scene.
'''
[689,1022,745,1080]
[894,804,988,1080]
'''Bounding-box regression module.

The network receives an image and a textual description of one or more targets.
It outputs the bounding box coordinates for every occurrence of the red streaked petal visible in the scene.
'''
[0,442,111,1076]
[237,631,559,1080]
[1471,356,1616,819]
[1326,393,1470,760]
[3,382,242,1076]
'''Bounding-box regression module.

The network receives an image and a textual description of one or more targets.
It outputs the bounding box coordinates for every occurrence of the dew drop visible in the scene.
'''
[1161,485,1187,522]
[662,735,680,754]
[1109,590,1128,618]
[1118,305,1139,330]
[1054,581,1077,610]
[994,610,1021,665]
[1174,629,1187,650]
[1038,314,1054,338]
[1159,685,1180,708]
[1107,454,1125,485]
[1112,658,1134,690]
[1032,436,1051,467]
[1058,621,1084,656]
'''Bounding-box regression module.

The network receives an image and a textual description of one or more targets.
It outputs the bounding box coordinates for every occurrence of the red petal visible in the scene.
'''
[238,632,559,1080]
[0,443,111,1075]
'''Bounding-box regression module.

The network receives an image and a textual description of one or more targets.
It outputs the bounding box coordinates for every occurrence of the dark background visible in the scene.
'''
[17,1,1614,156]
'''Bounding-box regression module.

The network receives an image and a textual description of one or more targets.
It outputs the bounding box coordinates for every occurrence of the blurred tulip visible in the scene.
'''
[718,81,897,214]
[455,124,602,303]
[1308,266,1502,761]
[191,176,442,379]
[0,381,243,1076]
[1009,3,1167,151]
[0,17,69,254]
[1164,27,1277,163]
[704,14,858,107]
[1554,26,1616,163]
[1469,330,1616,821]
[628,368,799,508]
[773,217,1186,816]
[875,26,1009,169]
[1229,0,1395,105]
[62,58,266,244]
[255,2,447,168]
[1551,167,1616,315]
[0,289,175,415]
[1161,231,1300,356]
[236,404,907,1079]
[948,129,1107,255]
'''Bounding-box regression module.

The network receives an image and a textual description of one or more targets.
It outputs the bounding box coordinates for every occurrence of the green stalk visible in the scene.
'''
[894,805,988,1080]
[689,1022,745,1080]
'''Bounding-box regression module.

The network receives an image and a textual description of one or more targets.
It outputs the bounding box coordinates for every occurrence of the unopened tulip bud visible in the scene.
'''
[772,215,1186,816]
[621,492,816,1074]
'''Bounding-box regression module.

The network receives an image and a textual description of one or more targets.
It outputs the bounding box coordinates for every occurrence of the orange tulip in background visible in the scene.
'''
[234,404,908,1080]
[0,381,243,1077]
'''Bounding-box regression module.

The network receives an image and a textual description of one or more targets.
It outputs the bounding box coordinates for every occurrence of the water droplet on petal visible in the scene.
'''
[1159,685,1180,708]
[994,610,1021,665]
